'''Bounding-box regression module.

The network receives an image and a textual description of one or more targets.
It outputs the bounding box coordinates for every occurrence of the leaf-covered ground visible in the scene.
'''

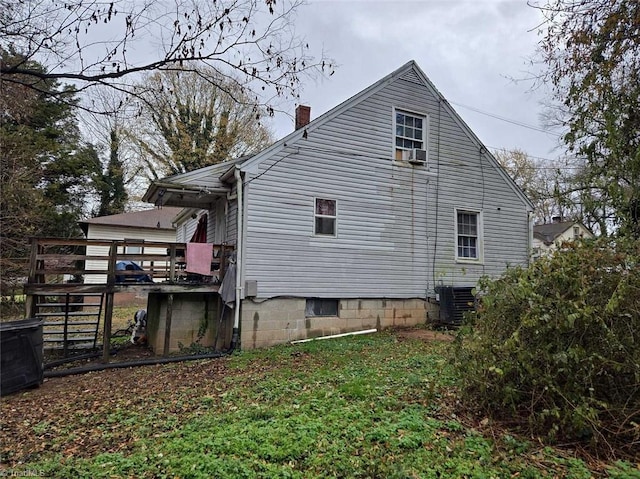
[1,329,638,478]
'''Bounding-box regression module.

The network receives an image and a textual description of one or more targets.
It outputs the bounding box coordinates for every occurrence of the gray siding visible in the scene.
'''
[226,186,238,246]
[175,201,234,246]
[243,68,529,299]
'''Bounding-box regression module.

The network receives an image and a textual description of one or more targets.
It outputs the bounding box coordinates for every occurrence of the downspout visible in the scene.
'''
[527,210,534,265]
[231,168,243,350]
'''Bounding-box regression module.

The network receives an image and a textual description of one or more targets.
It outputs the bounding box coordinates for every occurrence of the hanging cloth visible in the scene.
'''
[190,214,208,243]
[218,262,237,306]
[185,243,212,276]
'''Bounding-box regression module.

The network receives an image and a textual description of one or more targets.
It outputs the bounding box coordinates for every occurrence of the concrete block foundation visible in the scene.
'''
[146,292,230,355]
[240,298,436,349]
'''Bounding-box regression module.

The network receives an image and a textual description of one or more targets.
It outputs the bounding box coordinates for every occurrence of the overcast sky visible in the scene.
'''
[269,0,563,162]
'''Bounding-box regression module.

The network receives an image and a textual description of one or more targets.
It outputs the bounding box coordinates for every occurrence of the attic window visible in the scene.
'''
[394,109,426,161]
[314,198,336,236]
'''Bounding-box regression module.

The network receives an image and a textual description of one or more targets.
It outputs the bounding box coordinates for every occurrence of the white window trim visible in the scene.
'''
[313,197,338,238]
[392,107,429,163]
[454,208,484,263]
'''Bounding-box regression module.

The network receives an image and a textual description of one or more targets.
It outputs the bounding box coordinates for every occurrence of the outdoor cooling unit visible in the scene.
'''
[435,286,475,326]
[408,148,427,165]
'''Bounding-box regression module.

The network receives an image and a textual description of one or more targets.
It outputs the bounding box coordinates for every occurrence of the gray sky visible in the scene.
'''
[270,0,563,161]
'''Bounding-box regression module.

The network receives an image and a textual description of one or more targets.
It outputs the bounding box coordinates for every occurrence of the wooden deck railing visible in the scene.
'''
[26,237,233,288]
[24,237,235,362]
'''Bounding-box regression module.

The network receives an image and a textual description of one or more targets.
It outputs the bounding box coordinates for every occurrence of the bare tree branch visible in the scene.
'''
[1,0,334,115]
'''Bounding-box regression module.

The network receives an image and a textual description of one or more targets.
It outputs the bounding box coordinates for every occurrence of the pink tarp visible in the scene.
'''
[185,243,212,276]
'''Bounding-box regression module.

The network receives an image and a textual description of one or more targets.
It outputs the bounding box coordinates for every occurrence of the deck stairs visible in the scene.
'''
[33,293,104,356]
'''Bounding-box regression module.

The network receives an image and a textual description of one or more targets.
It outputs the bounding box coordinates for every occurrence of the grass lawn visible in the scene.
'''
[1,329,638,478]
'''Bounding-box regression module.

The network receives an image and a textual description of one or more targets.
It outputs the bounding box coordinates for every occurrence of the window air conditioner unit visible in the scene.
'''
[408,148,427,165]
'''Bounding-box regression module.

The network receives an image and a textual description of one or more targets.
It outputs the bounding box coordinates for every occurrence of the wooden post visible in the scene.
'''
[169,244,176,282]
[63,293,70,358]
[102,242,118,363]
[163,293,174,356]
[219,244,226,280]
[25,239,40,319]
[102,291,114,363]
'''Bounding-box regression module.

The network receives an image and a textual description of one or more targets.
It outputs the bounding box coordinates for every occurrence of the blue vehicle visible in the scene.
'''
[115,261,152,283]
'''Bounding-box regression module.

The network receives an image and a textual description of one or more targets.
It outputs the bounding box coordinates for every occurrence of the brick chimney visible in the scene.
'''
[295,105,311,130]
[552,216,562,223]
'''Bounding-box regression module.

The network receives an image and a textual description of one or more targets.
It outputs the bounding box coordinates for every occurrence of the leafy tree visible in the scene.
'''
[94,129,128,216]
[535,0,640,237]
[0,0,334,117]
[0,50,99,293]
[132,68,274,178]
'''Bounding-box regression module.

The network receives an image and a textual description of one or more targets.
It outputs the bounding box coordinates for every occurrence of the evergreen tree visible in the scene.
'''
[0,49,100,293]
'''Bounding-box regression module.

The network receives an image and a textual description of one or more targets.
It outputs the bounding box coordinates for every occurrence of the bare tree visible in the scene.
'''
[128,67,274,180]
[495,148,572,225]
[80,89,144,214]
[1,0,334,116]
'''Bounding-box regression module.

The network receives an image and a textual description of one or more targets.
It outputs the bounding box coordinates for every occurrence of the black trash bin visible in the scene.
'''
[0,318,44,396]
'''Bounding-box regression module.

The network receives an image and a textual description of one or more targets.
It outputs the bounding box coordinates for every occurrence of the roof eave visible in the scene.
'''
[143,181,231,209]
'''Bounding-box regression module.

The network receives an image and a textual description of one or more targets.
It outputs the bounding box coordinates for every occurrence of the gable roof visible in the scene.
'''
[79,207,182,234]
[533,220,593,244]
[236,60,534,211]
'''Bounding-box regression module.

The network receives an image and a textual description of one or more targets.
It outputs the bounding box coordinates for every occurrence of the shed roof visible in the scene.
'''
[141,157,249,208]
[79,207,182,234]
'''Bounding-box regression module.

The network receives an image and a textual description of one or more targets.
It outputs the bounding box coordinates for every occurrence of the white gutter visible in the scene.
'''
[231,168,243,349]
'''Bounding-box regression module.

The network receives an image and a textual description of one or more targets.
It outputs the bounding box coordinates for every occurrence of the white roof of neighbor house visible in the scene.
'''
[80,207,183,232]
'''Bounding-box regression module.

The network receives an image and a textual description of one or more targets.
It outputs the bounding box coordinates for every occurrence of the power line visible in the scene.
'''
[448,100,563,137]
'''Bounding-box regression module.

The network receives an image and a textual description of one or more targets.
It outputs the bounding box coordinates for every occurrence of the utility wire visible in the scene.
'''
[448,100,563,137]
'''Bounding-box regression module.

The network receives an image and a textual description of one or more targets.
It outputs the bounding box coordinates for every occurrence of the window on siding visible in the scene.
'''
[573,226,580,239]
[305,299,339,317]
[455,210,482,261]
[124,239,143,265]
[315,198,336,236]
[395,110,426,161]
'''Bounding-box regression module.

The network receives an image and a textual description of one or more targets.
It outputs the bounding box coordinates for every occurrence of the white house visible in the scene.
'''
[79,207,182,284]
[142,61,534,349]
[532,218,594,257]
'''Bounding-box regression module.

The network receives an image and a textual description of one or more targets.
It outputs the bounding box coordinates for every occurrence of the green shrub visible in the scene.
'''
[455,238,640,454]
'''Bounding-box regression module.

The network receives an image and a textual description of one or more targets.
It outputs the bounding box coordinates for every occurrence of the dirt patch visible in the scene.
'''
[393,327,455,342]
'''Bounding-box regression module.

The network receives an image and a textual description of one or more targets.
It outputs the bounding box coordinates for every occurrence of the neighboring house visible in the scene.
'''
[532,218,594,257]
[79,207,182,283]
[142,60,534,349]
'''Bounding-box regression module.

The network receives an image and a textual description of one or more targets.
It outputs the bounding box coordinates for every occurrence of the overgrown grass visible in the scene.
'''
[4,332,639,478]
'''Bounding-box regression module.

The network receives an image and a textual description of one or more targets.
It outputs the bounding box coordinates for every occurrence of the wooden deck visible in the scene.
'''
[24,238,234,361]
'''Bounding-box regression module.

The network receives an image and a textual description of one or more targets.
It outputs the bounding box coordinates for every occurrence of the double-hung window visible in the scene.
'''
[455,210,482,261]
[314,198,337,236]
[395,109,426,161]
